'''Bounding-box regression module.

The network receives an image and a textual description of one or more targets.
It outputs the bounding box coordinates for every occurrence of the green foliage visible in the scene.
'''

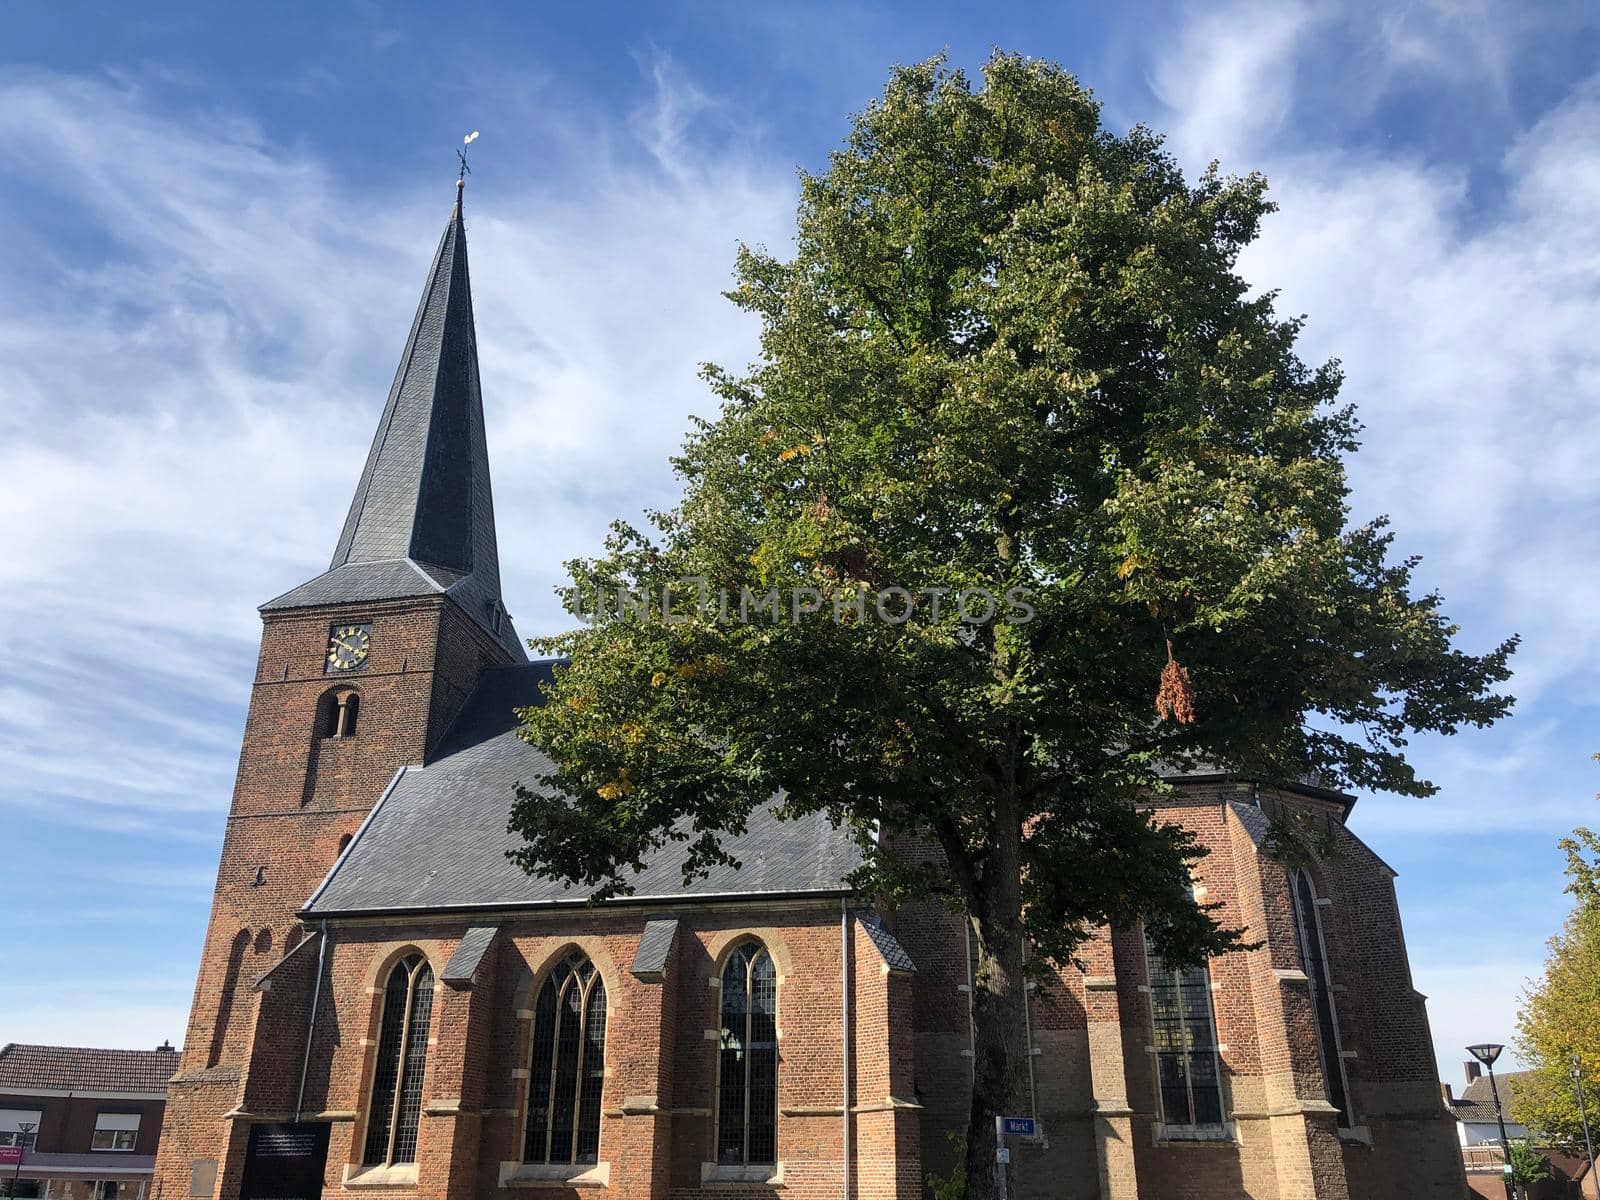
[1513,822,1600,1149]
[507,50,1515,1189]
[927,1131,968,1200]
[1508,1140,1552,1186]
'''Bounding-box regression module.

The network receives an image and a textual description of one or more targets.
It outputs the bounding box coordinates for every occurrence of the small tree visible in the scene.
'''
[1514,820,1600,1150]
[509,53,1515,1193]
[1509,1140,1552,1195]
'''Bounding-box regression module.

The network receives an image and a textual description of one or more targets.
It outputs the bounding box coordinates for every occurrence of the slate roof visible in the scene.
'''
[441,925,500,984]
[856,914,916,973]
[261,188,523,661]
[1449,1071,1531,1126]
[1228,799,1271,846]
[305,662,862,916]
[0,1043,179,1094]
[630,919,680,980]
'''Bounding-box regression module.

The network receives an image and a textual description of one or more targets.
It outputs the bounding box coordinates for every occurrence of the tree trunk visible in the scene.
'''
[962,799,1030,1200]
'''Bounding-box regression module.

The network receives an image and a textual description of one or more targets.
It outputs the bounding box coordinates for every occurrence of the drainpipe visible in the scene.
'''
[1021,944,1039,1134]
[840,899,851,1200]
[295,923,329,1122]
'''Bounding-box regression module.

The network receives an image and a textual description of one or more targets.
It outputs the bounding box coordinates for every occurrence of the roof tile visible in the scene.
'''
[0,1044,179,1093]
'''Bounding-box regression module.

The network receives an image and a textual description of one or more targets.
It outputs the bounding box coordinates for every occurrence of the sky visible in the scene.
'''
[1,0,1597,1085]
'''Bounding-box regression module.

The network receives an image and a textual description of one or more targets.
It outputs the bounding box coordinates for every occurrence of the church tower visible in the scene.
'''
[158,179,522,1187]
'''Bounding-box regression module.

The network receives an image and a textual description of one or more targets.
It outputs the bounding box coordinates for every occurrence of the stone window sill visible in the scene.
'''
[498,1162,611,1189]
[1154,1123,1236,1146]
[342,1163,419,1188]
[700,1163,784,1187]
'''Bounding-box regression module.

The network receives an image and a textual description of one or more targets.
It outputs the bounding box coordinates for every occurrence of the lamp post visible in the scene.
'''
[1573,1054,1597,1200]
[6,1121,34,1200]
[1469,1044,1516,1200]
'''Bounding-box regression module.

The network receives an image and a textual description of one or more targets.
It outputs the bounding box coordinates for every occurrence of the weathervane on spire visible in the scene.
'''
[457,130,480,188]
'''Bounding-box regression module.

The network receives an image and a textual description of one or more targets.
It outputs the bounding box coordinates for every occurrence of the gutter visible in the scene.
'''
[300,885,855,923]
[294,923,330,1122]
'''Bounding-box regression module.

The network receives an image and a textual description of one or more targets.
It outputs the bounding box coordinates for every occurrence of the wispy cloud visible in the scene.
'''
[0,56,794,1043]
[1146,0,1600,1073]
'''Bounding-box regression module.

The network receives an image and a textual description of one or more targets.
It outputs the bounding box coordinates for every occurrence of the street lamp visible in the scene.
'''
[6,1121,34,1200]
[1572,1054,1597,1200]
[1469,1044,1516,1200]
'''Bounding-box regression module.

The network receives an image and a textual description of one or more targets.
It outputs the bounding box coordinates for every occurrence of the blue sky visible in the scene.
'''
[1,1,1597,1083]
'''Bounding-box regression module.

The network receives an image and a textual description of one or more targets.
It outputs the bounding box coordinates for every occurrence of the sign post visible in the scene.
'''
[993,1116,1008,1200]
[994,1115,1037,1200]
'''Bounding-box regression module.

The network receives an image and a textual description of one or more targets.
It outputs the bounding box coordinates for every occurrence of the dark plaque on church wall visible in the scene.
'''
[239,1122,330,1200]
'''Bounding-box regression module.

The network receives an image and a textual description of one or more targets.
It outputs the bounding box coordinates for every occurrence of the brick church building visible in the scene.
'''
[153,182,1468,1200]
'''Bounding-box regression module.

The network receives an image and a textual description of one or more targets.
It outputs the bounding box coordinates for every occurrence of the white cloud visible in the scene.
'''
[1147,0,1600,1081]
[1148,0,1315,167]
[0,59,794,1044]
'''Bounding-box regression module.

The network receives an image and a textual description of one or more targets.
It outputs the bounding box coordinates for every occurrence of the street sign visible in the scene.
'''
[1001,1116,1036,1137]
[995,1148,1011,1164]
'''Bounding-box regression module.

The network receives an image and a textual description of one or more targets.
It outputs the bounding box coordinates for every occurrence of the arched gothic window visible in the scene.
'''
[1143,941,1226,1136]
[524,953,608,1164]
[1289,870,1353,1126]
[716,943,777,1165]
[363,955,434,1166]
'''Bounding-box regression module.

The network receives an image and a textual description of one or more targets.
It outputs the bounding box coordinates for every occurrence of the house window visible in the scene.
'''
[92,1112,141,1151]
[523,953,607,1165]
[716,942,778,1165]
[1144,943,1227,1137]
[1290,870,1353,1126]
[362,954,435,1166]
[0,1110,41,1149]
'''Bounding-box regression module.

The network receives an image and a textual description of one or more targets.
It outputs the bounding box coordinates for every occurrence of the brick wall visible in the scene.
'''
[157,581,1462,1200]
[153,594,515,1200]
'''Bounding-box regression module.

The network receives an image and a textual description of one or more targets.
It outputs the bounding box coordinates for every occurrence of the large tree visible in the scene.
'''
[509,53,1515,1192]
[1513,822,1600,1153]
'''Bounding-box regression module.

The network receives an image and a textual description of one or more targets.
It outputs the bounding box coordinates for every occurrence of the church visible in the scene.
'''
[152,181,1468,1200]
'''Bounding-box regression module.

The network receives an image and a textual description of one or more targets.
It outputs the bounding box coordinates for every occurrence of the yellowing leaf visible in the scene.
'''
[650,671,669,688]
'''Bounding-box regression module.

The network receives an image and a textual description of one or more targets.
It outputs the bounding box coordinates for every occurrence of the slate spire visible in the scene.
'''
[332,181,500,580]
[263,180,524,660]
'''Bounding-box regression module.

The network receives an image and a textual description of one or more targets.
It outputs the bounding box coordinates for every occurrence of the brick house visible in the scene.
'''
[152,180,1467,1200]
[0,1042,179,1200]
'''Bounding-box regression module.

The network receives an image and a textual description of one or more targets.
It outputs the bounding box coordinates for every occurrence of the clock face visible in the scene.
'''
[326,623,372,673]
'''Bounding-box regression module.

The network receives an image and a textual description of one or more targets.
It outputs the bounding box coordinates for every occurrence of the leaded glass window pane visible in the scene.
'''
[363,955,432,1167]
[363,962,410,1164]
[576,980,607,1163]
[1146,948,1226,1135]
[1291,872,1352,1127]
[390,964,433,1164]
[524,953,607,1165]
[523,975,558,1162]
[716,944,777,1165]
